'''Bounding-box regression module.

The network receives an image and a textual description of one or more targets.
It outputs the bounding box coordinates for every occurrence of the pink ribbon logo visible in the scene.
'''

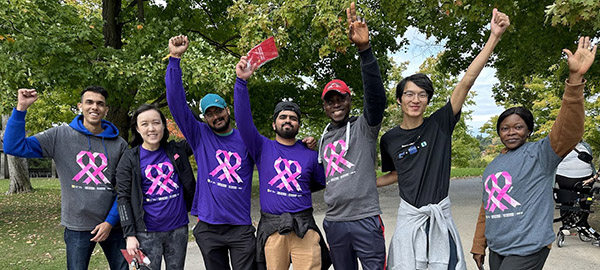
[484,171,521,212]
[209,150,243,183]
[322,140,354,177]
[268,157,302,192]
[73,151,109,185]
[145,162,178,195]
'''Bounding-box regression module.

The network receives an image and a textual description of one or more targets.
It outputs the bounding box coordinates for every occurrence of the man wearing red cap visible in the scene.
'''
[316,3,387,270]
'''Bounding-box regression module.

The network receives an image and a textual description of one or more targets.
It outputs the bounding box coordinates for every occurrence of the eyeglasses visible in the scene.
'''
[403,91,428,100]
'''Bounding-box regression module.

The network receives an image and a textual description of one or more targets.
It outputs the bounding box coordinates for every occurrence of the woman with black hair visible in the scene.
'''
[116,104,195,269]
[471,37,596,270]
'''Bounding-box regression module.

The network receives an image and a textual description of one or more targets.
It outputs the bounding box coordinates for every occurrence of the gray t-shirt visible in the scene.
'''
[482,137,561,256]
[319,115,382,221]
[35,125,127,231]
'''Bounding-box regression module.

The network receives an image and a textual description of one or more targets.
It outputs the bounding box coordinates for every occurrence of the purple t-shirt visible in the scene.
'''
[166,58,254,225]
[139,147,188,232]
[234,78,326,215]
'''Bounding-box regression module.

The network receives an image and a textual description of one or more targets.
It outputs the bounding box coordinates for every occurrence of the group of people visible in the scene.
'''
[2,2,598,270]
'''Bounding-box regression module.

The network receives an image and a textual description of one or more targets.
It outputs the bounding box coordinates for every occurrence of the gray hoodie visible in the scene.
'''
[33,115,127,230]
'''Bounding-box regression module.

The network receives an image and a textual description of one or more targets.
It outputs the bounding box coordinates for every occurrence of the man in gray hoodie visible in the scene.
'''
[316,3,387,269]
[3,87,128,270]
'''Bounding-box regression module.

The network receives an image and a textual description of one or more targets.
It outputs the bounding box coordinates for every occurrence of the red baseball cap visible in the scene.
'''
[322,79,351,99]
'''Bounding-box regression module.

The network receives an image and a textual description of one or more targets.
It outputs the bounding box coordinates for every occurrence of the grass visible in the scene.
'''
[373,168,484,179]
[450,167,485,178]
[0,178,109,270]
[1,169,484,269]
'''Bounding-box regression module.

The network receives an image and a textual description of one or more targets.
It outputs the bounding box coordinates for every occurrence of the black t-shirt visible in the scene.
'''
[380,101,460,207]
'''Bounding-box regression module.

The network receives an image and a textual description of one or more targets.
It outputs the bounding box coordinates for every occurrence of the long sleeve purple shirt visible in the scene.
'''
[165,58,254,225]
[234,78,325,215]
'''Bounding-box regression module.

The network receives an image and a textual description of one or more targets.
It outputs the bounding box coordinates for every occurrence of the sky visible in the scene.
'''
[391,27,505,135]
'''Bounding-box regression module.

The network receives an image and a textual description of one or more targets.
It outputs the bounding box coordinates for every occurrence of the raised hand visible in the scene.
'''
[236,56,258,81]
[346,2,370,51]
[490,8,510,38]
[16,88,38,111]
[564,36,597,81]
[169,35,189,58]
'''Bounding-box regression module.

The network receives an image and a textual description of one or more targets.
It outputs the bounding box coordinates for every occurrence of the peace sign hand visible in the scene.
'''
[346,2,370,51]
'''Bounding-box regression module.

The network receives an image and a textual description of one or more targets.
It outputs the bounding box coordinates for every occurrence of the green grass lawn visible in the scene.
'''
[450,167,485,178]
[0,178,109,270]
[0,169,484,269]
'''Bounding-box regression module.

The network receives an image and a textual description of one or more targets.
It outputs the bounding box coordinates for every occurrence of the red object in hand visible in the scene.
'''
[247,36,279,69]
[121,249,151,269]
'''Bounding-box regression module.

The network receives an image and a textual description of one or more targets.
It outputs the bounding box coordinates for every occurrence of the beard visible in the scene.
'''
[275,123,299,139]
[209,116,231,133]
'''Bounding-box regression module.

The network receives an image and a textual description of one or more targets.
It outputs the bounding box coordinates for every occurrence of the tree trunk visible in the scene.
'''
[107,99,133,142]
[6,155,32,194]
[1,114,33,194]
[52,159,58,178]
[102,0,123,49]
[136,0,145,23]
[1,153,8,179]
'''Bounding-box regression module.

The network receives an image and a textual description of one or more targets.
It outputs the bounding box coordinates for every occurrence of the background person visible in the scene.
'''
[555,141,599,235]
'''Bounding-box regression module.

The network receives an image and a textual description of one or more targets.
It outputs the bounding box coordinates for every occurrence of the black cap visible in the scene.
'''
[273,101,301,121]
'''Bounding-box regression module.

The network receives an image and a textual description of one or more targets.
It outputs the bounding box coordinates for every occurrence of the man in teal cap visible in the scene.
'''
[166,35,257,269]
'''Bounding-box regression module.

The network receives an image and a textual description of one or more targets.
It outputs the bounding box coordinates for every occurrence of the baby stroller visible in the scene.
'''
[553,179,600,247]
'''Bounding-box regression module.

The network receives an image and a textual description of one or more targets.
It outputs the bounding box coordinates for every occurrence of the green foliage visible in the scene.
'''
[545,0,600,30]
[226,0,404,136]
[382,0,599,109]
[0,0,407,139]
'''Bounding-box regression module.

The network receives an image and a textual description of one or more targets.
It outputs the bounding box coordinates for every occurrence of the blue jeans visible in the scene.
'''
[64,227,128,270]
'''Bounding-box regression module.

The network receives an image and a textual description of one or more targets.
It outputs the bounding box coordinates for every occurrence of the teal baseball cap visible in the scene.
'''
[200,93,227,113]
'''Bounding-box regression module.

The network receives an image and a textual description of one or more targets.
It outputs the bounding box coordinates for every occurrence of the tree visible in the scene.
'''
[1,0,406,140]
[1,115,32,194]
[381,0,599,108]
[479,61,600,158]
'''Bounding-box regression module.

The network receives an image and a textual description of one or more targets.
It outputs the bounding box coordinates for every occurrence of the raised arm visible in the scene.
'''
[549,37,596,157]
[165,35,201,144]
[346,2,386,126]
[3,89,44,158]
[233,56,264,158]
[450,8,510,115]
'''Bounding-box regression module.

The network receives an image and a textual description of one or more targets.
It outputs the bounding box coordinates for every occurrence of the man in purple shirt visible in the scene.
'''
[166,35,256,270]
[233,57,330,270]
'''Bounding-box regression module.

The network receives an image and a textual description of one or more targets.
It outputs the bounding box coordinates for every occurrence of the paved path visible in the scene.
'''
[181,177,600,269]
